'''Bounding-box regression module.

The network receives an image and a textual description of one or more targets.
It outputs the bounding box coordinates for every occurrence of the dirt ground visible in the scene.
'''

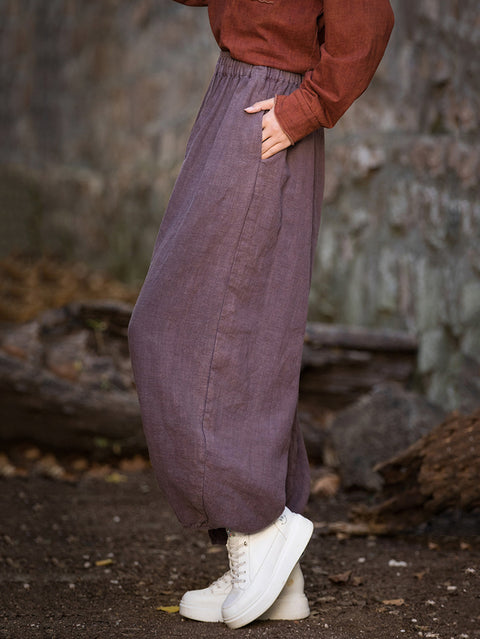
[1,448,479,639]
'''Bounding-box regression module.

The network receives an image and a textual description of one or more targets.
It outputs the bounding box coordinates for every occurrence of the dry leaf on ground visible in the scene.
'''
[312,473,341,498]
[328,570,352,584]
[382,598,405,606]
[95,559,114,567]
[105,472,128,483]
[156,606,179,614]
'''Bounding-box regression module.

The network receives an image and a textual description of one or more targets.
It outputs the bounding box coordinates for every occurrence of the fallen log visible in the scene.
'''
[0,300,143,454]
[301,323,417,409]
[0,300,418,456]
[348,409,480,533]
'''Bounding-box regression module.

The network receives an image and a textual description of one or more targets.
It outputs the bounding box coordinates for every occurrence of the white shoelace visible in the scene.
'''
[209,571,232,593]
[226,534,248,587]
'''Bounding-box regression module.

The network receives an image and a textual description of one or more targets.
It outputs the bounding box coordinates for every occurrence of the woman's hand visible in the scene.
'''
[245,98,292,160]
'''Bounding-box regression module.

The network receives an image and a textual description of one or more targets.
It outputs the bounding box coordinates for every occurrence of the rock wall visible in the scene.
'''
[310,0,480,410]
[1,0,479,410]
[0,0,217,280]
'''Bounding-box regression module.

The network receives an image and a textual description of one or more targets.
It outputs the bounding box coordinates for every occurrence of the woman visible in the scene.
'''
[128,0,394,628]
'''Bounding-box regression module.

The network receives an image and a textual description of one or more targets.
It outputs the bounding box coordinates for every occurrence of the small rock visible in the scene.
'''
[328,383,445,490]
[388,559,408,568]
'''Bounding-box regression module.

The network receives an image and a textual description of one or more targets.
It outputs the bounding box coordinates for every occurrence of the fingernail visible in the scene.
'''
[244,106,254,112]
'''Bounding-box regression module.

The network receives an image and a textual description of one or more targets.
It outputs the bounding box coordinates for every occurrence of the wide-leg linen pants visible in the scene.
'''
[128,52,325,535]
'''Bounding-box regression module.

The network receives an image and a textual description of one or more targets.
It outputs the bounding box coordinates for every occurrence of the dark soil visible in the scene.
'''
[1,452,480,639]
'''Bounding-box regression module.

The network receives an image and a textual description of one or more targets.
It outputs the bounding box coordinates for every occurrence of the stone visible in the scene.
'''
[455,355,480,413]
[417,328,451,375]
[376,248,398,314]
[415,261,446,333]
[461,327,480,361]
[460,281,480,325]
[327,383,446,491]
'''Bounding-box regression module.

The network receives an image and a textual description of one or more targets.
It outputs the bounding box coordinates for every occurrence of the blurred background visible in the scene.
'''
[2,6,480,637]
[0,1,479,471]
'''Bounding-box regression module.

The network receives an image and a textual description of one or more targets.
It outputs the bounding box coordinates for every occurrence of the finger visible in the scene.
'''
[261,144,282,160]
[261,109,282,137]
[244,98,275,113]
[261,139,290,160]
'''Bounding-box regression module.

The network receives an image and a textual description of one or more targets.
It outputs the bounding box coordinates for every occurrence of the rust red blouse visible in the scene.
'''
[174,0,394,143]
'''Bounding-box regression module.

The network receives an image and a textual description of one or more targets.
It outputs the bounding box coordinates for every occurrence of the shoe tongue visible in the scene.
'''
[226,530,244,550]
[226,529,240,538]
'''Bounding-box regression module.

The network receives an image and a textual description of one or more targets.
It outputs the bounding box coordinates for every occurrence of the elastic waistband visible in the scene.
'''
[215,51,303,87]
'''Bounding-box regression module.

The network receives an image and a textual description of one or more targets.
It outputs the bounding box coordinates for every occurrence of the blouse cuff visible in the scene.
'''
[274,90,323,144]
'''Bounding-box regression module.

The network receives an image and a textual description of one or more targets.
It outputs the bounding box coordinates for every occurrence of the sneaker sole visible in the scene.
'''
[179,592,310,623]
[222,514,314,629]
[179,601,223,623]
[260,592,310,621]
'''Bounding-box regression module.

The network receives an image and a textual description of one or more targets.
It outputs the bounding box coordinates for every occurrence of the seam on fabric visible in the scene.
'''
[195,63,301,528]
[198,141,265,529]
[310,131,318,279]
[310,129,324,279]
[157,69,244,526]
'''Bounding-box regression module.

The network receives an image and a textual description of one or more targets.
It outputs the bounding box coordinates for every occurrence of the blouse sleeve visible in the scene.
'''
[275,0,395,143]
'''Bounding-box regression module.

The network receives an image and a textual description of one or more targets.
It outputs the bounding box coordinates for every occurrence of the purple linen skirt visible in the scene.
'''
[128,52,325,534]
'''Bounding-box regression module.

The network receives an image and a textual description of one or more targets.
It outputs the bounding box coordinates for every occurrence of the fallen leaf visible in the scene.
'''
[328,570,351,584]
[0,454,16,478]
[315,595,336,604]
[414,571,426,580]
[105,472,128,483]
[24,447,42,461]
[85,464,111,479]
[382,599,405,606]
[335,532,350,541]
[35,454,66,480]
[71,458,89,472]
[119,455,149,472]
[312,473,341,498]
[156,605,179,614]
[428,541,439,550]
[460,541,471,550]
[47,362,80,381]
[352,575,364,586]
[95,559,114,567]
[164,534,181,542]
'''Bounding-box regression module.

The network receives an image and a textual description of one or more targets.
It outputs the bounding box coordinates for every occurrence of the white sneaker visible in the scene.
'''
[221,506,314,629]
[259,562,310,621]
[179,562,310,623]
[179,571,231,623]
